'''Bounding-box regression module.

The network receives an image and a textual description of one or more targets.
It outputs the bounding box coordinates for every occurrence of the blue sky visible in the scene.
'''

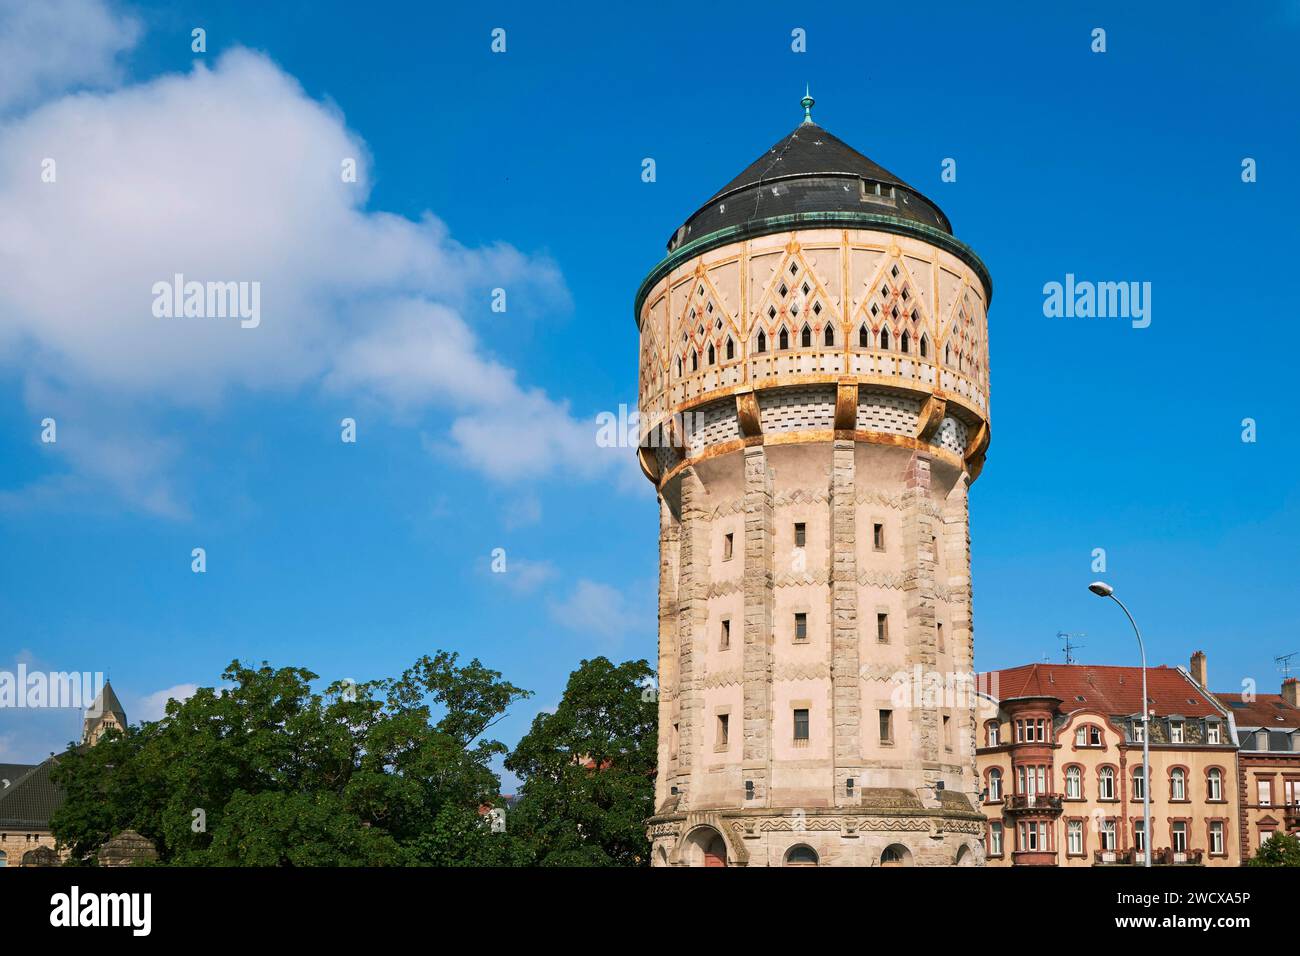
[1,0,1297,773]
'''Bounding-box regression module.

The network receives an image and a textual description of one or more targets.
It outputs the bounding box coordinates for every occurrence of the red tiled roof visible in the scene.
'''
[982,663,1221,718]
[1213,692,1300,729]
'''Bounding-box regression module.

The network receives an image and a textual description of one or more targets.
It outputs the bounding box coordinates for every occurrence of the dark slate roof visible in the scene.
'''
[668,120,951,252]
[0,757,64,828]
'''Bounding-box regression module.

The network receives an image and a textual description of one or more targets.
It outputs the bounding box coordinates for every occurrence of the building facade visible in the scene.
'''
[977,663,1239,866]
[639,96,993,866]
[0,681,126,868]
[1213,666,1300,859]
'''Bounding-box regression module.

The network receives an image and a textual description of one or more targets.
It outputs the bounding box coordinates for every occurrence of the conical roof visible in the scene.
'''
[667,107,951,251]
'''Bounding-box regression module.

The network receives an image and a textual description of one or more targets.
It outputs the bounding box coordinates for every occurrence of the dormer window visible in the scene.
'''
[1170,721,1184,744]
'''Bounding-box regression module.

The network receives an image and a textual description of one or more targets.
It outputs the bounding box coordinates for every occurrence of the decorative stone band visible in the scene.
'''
[639,379,989,489]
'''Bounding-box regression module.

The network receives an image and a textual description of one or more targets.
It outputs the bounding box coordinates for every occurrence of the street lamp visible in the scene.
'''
[1088,581,1151,867]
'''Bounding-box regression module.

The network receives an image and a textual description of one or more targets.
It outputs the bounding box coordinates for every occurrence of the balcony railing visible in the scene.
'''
[1003,793,1064,813]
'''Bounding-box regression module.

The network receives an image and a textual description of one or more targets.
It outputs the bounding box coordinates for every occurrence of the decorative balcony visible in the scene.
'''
[1093,848,1203,866]
[1002,793,1063,815]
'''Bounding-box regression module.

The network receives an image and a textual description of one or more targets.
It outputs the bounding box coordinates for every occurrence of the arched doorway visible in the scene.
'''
[880,844,912,867]
[681,825,730,867]
[704,834,728,867]
[784,844,819,867]
[955,844,976,867]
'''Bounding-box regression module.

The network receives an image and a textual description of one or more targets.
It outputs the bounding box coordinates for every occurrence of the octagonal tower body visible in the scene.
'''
[637,107,992,867]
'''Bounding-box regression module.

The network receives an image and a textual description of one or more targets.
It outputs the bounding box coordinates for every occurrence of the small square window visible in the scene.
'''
[723,533,733,561]
[794,612,808,643]
[873,523,885,551]
[793,708,810,742]
[877,612,889,643]
[794,522,806,548]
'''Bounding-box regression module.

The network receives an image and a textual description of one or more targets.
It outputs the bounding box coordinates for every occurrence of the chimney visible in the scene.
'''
[1283,678,1298,708]
[1190,650,1207,688]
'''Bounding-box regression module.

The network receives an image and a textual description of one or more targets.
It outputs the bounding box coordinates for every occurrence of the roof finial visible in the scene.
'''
[800,85,815,125]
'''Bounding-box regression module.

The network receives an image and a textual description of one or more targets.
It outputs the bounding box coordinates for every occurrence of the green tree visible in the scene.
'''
[1247,831,1300,866]
[51,652,531,866]
[506,657,657,866]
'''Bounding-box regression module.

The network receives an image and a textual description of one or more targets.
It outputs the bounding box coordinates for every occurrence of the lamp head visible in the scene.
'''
[1088,581,1114,597]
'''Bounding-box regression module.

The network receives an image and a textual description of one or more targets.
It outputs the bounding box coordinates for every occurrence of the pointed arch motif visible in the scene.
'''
[880,327,890,350]
[823,323,834,347]
[726,337,735,361]
[778,326,790,350]
[800,324,812,348]
[757,329,767,353]
[859,324,870,348]
[707,342,715,365]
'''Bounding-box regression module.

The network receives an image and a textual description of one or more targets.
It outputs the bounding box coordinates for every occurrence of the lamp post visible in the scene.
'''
[1088,581,1152,868]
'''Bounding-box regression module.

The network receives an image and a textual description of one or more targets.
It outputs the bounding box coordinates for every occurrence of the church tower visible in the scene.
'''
[83,681,127,745]
[637,95,992,866]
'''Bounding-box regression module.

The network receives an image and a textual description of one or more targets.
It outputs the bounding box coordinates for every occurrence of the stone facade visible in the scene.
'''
[636,118,993,865]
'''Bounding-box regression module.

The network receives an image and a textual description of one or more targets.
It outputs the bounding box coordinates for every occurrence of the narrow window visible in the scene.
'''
[1170,721,1184,743]
[823,324,834,347]
[779,326,790,350]
[1171,768,1186,801]
[1207,723,1221,744]
[794,612,808,643]
[690,350,698,372]
[876,612,889,643]
[879,709,893,744]
[726,337,735,360]
[1258,779,1272,806]
[722,532,734,561]
[717,714,729,748]
[757,330,767,353]
[800,324,812,348]
[989,822,1003,855]
[793,708,810,742]
[1210,821,1224,855]
[720,618,730,650]
[1207,768,1222,801]
[920,334,929,358]
[1099,766,1115,800]
[942,714,952,750]
[988,768,1002,800]
[880,327,890,350]
[676,356,682,376]
[1133,820,1146,853]
[901,330,910,353]
[1132,766,1145,800]
[859,324,869,348]
[1172,822,1187,853]
[987,722,1000,747]
[707,342,715,365]
[1067,820,1083,855]
[794,522,806,548]
[873,522,885,551]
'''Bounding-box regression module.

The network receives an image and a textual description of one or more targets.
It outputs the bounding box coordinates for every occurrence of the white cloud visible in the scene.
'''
[134,683,198,722]
[493,557,558,595]
[548,579,641,641]
[0,0,140,112]
[0,45,637,512]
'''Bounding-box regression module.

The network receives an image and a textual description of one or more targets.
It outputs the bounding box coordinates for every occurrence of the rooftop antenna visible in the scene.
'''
[1058,631,1086,665]
[1276,652,1299,678]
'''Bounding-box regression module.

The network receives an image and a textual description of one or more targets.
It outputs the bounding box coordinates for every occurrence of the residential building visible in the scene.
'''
[977,662,1238,866]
